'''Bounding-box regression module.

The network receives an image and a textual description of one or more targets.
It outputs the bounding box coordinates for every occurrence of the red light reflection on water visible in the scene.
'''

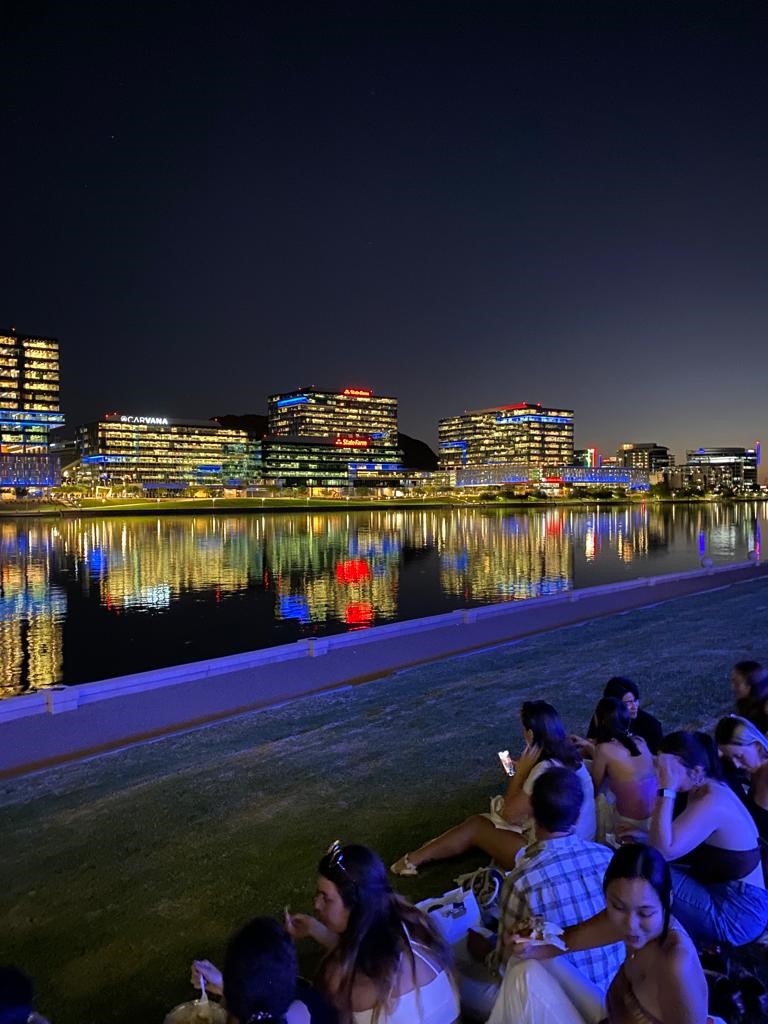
[335,559,371,584]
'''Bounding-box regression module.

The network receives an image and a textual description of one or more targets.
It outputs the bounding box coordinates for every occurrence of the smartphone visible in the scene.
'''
[498,749,516,776]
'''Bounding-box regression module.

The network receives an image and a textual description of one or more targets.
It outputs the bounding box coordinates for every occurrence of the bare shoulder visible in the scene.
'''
[657,929,699,976]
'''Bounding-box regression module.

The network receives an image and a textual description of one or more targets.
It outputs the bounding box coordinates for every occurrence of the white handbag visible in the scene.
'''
[417,885,481,944]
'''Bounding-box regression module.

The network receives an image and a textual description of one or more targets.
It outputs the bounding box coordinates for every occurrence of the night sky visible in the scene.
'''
[2,1,767,461]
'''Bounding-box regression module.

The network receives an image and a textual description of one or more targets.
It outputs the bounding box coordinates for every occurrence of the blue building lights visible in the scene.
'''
[276,396,309,408]
[495,415,572,425]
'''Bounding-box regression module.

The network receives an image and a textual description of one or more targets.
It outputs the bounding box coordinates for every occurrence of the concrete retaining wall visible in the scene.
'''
[2,560,767,777]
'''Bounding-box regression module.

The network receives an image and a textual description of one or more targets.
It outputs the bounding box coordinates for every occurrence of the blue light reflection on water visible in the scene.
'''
[0,502,766,696]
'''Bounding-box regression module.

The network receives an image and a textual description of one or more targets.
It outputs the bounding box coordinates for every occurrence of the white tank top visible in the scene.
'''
[351,932,459,1024]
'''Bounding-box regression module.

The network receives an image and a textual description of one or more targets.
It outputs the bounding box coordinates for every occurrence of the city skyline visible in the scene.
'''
[3,2,767,459]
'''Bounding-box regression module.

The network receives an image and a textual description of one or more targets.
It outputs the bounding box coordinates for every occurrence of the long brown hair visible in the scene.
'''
[316,844,450,1024]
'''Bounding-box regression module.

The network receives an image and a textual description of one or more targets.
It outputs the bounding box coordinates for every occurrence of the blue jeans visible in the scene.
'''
[670,867,768,946]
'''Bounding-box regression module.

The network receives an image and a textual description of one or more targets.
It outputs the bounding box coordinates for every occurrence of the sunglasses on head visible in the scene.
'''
[327,839,350,876]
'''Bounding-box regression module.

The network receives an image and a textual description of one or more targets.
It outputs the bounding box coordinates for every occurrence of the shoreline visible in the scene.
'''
[2,494,766,518]
[2,559,765,778]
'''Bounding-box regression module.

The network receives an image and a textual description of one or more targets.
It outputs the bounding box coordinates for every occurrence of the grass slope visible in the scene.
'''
[1,578,767,1022]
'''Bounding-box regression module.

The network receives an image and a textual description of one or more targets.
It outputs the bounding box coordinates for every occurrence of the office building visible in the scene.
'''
[265,385,402,489]
[439,402,574,472]
[665,446,759,493]
[0,329,63,486]
[268,386,398,442]
[76,413,260,492]
[617,443,672,473]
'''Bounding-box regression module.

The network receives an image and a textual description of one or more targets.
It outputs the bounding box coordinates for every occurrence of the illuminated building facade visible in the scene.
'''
[439,403,574,473]
[260,435,402,488]
[76,413,260,491]
[265,385,402,488]
[268,386,398,442]
[617,443,672,472]
[664,446,760,493]
[454,463,649,491]
[0,330,63,486]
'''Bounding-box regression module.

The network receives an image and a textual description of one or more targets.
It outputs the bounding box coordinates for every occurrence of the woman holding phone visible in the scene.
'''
[391,701,595,875]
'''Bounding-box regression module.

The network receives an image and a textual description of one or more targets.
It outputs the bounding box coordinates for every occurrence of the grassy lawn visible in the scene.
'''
[1,577,767,1022]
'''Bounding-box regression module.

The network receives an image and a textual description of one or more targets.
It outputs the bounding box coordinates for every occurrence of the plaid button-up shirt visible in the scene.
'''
[493,832,625,994]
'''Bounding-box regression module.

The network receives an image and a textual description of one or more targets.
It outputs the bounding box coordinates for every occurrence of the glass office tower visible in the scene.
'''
[0,330,63,486]
[265,385,402,489]
[439,402,574,471]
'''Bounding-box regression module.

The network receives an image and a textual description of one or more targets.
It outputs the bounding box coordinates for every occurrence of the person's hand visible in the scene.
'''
[571,734,594,758]
[466,928,494,962]
[502,931,560,962]
[190,959,223,995]
[515,742,542,780]
[655,753,687,791]
[284,910,320,941]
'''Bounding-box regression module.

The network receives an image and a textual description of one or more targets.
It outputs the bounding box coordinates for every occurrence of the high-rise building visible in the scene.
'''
[76,413,260,492]
[439,402,574,471]
[617,443,672,473]
[0,329,63,486]
[268,386,398,442]
[265,385,402,489]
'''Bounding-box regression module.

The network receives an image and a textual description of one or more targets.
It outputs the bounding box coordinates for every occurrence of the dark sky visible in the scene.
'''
[2,0,767,460]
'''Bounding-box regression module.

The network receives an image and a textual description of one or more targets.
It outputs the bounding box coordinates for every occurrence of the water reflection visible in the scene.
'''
[0,502,765,695]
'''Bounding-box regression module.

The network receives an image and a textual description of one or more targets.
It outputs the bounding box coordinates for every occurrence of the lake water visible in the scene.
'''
[0,502,764,696]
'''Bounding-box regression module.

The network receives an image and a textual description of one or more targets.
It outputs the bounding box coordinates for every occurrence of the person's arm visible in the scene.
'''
[505,909,623,960]
[501,744,541,823]
[285,912,338,950]
[656,942,708,1024]
[650,757,715,860]
[591,744,609,793]
[496,875,528,965]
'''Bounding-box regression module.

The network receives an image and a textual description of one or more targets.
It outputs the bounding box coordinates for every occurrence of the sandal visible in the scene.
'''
[390,854,419,876]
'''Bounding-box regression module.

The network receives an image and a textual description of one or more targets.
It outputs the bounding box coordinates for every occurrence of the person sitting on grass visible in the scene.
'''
[497,844,713,1024]
[651,731,768,948]
[453,767,624,1023]
[285,842,459,1024]
[715,714,768,847]
[192,916,337,1023]
[587,698,657,841]
[0,965,49,1024]
[390,700,595,876]
[585,677,663,754]
[730,660,768,734]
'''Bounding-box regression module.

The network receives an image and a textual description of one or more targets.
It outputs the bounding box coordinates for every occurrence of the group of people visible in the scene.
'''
[4,663,768,1024]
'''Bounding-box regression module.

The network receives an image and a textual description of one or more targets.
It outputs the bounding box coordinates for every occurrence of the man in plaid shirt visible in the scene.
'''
[456,766,624,1020]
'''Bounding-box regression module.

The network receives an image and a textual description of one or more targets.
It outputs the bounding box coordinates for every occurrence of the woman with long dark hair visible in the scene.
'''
[590,698,657,841]
[651,731,768,946]
[286,843,459,1024]
[494,845,710,1024]
[390,701,595,875]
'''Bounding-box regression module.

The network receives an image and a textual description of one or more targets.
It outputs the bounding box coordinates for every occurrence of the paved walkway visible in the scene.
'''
[1,575,767,1024]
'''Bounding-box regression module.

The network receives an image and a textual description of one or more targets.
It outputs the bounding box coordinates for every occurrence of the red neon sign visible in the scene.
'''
[335,559,371,585]
[343,388,372,397]
[335,437,369,448]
